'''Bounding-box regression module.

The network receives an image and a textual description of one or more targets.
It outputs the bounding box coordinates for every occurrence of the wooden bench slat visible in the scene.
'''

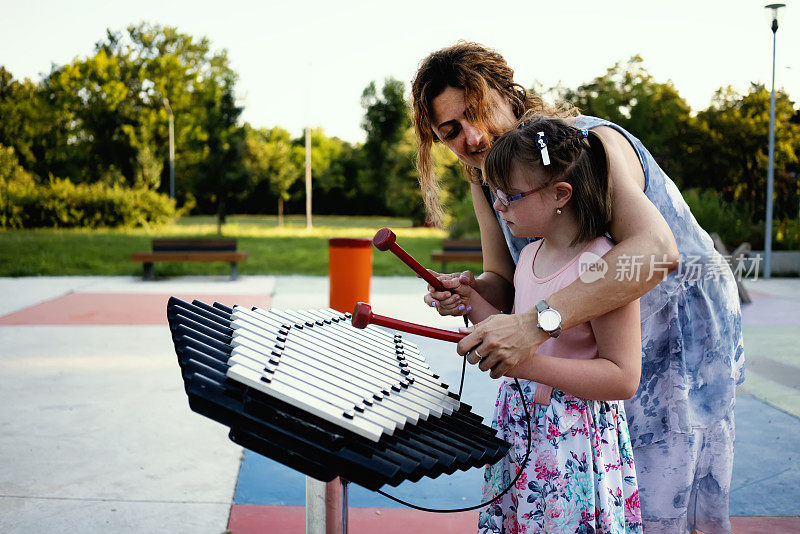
[431,251,483,263]
[432,239,483,271]
[440,239,481,250]
[130,251,248,263]
[152,238,238,252]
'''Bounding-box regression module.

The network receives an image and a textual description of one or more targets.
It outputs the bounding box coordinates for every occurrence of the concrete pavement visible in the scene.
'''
[1,275,799,533]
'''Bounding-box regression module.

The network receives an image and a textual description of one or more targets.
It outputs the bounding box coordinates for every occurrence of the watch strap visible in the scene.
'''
[535,300,548,313]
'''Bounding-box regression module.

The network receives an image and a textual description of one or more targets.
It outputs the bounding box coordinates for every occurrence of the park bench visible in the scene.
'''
[130,238,248,280]
[431,239,483,272]
[710,233,752,304]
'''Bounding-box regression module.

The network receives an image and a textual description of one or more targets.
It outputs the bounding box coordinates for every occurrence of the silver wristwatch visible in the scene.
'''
[535,300,562,338]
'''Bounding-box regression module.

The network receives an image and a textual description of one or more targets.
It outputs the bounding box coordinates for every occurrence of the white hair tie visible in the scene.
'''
[536,132,550,166]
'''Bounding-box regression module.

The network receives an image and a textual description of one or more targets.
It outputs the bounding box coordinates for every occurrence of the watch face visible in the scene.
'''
[538,309,561,331]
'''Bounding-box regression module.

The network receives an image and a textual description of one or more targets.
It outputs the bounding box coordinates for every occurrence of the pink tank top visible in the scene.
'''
[512,236,615,404]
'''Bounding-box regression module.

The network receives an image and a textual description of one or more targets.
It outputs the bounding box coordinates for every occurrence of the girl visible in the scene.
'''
[465,116,642,533]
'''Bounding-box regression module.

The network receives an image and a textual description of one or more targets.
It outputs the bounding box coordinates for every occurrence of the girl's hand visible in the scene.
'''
[423,270,476,316]
[456,311,548,379]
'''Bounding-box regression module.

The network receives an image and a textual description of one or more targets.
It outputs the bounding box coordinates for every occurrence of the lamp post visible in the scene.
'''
[305,126,313,230]
[163,97,176,199]
[763,3,786,279]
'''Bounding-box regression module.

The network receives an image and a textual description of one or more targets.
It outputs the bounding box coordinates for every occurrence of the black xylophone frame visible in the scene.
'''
[166,296,512,533]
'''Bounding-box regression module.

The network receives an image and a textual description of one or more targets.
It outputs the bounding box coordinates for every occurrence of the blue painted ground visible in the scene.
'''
[232,333,800,515]
[729,395,800,515]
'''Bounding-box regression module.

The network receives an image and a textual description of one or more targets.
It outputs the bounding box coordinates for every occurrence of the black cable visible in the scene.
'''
[457,314,469,397]
[377,376,532,513]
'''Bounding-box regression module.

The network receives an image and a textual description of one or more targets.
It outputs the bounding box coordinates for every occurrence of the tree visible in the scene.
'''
[190,81,248,228]
[34,22,243,211]
[360,78,412,213]
[0,68,52,174]
[244,125,301,225]
[560,56,700,182]
[691,84,800,220]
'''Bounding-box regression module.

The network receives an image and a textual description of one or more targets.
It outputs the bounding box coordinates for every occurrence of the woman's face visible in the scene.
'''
[430,86,516,169]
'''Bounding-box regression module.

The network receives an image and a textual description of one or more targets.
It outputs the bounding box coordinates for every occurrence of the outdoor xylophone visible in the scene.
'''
[166,297,510,492]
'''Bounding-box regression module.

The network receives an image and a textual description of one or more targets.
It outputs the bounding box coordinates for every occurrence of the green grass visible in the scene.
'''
[0,215,484,277]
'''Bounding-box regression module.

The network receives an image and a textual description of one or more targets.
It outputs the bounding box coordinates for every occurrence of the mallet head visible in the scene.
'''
[372,227,396,251]
[351,302,373,329]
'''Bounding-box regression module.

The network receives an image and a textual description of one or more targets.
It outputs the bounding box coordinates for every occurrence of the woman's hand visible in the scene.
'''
[456,310,548,379]
[423,270,476,316]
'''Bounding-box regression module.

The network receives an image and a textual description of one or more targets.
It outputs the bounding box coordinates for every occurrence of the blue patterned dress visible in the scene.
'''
[489,116,745,533]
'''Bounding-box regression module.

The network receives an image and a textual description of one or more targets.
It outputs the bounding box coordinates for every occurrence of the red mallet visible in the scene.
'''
[352,302,465,343]
[373,227,445,292]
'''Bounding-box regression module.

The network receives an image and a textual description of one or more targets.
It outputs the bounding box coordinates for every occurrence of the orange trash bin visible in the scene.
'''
[328,238,372,313]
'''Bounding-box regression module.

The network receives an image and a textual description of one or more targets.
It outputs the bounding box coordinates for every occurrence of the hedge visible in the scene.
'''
[1,176,176,229]
[1,148,176,229]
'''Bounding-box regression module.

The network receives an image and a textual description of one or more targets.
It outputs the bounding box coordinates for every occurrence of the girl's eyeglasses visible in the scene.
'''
[493,183,549,206]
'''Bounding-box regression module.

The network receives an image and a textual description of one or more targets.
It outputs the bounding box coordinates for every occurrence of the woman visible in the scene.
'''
[411,42,744,534]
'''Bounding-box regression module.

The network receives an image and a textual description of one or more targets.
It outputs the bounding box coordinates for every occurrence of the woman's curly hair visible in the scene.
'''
[411,41,575,225]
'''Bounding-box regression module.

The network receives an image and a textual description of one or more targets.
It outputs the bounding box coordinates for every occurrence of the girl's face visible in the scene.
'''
[492,163,556,238]
[430,86,516,169]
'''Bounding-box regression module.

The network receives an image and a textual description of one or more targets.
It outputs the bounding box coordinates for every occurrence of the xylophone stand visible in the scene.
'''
[306,476,349,533]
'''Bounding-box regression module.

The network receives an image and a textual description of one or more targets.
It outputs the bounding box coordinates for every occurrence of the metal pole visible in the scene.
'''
[163,98,175,199]
[306,477,326,534]
[765,22,778,279]
[306,126,313,230]
[325,478,348,534]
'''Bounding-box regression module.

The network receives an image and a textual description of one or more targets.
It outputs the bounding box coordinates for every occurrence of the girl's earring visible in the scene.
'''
[556,208,562,215]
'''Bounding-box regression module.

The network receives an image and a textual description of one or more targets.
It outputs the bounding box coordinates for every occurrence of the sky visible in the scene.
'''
[2,0,799,144]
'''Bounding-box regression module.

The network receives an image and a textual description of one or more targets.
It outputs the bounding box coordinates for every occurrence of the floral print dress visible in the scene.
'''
[479,383,642,534]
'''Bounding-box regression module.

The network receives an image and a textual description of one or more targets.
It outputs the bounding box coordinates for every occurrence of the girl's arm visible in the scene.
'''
[457,127,679,379]
[464,287,502,324]
[425,182,516,315]
[506,298,642,401]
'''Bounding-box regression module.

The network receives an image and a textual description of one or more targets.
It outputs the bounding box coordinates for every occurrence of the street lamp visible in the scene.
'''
[763,3,786,279]
[163,98,176,199]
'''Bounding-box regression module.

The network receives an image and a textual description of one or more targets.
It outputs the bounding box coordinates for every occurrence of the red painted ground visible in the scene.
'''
[0,293,270,325]
[227,505,477,533]
[227,506,800,534]
[730,516,800,533]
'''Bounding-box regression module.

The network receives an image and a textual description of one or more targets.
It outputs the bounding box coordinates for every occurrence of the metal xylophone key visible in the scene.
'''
[166,297,510,491]
[247,308,462,426]
[228,306,446,433]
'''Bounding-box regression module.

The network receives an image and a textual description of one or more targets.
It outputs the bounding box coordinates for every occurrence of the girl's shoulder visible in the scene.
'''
[586,235,615,257]
[519,238,543,260]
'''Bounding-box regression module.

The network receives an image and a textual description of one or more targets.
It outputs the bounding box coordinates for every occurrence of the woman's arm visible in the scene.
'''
[470,182,516,311]
[506,299,642,401]
[457,127,679,378]
[543,127,679,328]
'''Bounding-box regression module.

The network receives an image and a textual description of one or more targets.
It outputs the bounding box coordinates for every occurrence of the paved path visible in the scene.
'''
[1,275,799,533]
